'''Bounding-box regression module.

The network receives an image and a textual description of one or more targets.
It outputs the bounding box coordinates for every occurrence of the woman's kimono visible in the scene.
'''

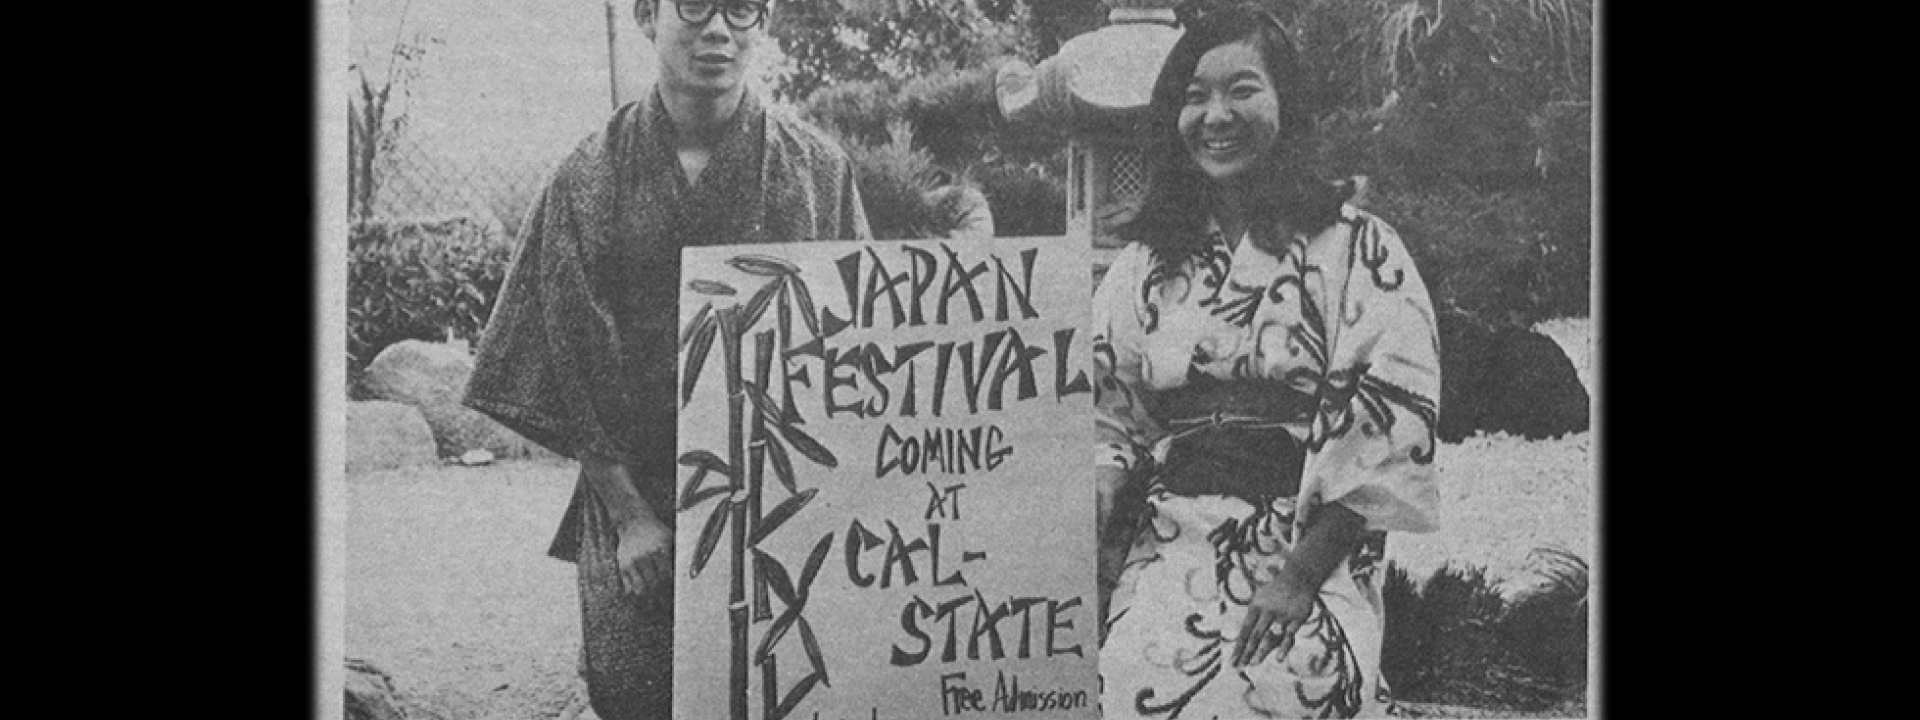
[1094,204,1442,719]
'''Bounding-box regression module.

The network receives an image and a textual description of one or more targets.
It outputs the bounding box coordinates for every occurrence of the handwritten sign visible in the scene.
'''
[673,237,1097,720]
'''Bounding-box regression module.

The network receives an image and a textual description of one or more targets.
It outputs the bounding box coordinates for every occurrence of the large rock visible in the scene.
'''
[346,401,439,474]
[344,658,405,720]
[1436,310,1588,441]
[362,340,472,409]
[361,340,558,460]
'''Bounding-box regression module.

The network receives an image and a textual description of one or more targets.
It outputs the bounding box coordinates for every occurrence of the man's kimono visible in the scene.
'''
[462,88,871,719]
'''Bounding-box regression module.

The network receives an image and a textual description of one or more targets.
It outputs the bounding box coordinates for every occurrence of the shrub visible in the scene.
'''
[1382,562,1512,708]
[346,215,511,395]
[798,80,902,149]
[1290,0,1591,196]
[770,0,1037,103]
[1292,4,1594,325]
[1359,183,1590,324]
[833,122,972,241]
[800,65,1010,171]
[900,66,1004,169]
[1380,563,1435,697]
[1497,548,1589,700]
[800,66,1068,242]
[976,159,1066,237]
[1381,553,1589,711]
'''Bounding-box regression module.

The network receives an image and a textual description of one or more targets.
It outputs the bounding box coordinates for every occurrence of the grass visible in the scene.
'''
[1382,548,1589,712]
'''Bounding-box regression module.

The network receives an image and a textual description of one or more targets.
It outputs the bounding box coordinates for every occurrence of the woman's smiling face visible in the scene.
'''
[1178,40,1283,185]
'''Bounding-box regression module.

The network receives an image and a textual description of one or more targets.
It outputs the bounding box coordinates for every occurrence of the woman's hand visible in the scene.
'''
[1233,565,1318,667]
[1231,500,1366,667]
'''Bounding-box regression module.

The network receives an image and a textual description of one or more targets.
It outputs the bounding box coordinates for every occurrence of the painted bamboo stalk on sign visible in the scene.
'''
[679,255,839,720]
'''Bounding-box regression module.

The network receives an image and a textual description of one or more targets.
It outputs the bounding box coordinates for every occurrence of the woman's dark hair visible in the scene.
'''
[1118,1,1351,268]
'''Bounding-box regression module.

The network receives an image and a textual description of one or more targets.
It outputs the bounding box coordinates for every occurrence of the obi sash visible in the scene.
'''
[1145,378,1314,506]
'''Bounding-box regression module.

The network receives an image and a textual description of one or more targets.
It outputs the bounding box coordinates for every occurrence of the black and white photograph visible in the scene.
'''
[323,1,1597,718]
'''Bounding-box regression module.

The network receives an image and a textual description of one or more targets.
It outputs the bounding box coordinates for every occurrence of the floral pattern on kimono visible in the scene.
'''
[1093,204,1441,719]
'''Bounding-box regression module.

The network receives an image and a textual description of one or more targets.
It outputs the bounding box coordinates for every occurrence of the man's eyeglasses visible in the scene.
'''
[670,0,768,31]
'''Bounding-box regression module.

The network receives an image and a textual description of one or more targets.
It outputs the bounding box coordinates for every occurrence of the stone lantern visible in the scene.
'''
[995,0,1184,279]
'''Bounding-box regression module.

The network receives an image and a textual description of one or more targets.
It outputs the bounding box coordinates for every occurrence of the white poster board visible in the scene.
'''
[674,237,1098,720]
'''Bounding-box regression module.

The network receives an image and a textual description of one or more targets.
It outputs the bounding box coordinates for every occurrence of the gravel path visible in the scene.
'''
[1389,430,1593,597]
[345,459,591,720]
[1376,318,1597,597]
[345,445,1592,719]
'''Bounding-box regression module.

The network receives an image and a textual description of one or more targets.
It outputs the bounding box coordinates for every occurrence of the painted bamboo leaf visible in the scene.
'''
[751,487,819,547]
[689,278,737,295]
[776,420,838,469]
[743,380,783,425]
[741,275,782,329]
[788,272,822,339]
[797,615,828,685]
[679,472,732,511]
[678,448,727,470]
[742,380,838,467]
[754,547,798,606]
[728,253,800,277]
[774,669,824,720]
[762,425,798,495]
[690,498,730,579]
[754,605,800,667]
[681,483,731,512]
[680,302,713,350]
[682,316,717,405]
[797,533,834,597]
[677,450,734,511]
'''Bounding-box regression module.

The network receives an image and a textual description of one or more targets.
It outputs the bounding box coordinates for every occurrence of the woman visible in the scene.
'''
[1093,3,1442,718]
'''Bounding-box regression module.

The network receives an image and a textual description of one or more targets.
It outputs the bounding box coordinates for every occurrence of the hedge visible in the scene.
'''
[346,215,511,396]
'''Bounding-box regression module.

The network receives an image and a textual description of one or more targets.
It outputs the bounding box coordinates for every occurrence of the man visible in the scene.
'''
[462,2,871,718]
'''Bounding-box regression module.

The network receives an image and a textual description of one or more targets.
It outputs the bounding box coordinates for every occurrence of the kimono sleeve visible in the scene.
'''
[462,174,636,465]
[1300,215,1443,534]
[1090,246,1164,473]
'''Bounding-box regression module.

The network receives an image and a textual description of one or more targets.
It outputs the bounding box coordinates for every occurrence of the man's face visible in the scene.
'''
[645,0,768,99]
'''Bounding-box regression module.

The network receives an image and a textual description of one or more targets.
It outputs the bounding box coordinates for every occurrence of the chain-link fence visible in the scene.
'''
[350,128,555,239]
[344,118,564,394]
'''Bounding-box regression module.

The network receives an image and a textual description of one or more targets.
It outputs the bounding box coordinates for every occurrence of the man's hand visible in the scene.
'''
[615,511,674,597]
[581,452,673,599]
